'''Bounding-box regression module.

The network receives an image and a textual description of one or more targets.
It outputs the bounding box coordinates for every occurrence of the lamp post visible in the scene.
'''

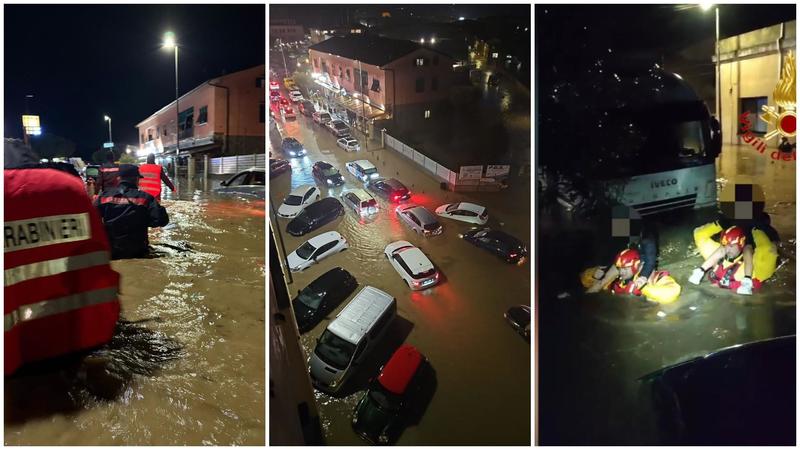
[163,31,179,181]
[700,3,721,127]
[103,115,113,145]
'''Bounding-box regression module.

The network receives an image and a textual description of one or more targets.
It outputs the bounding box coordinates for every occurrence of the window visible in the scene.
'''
[198,106,208,124]
[433,55,439,65]
[346,69,351,81]
[415,77,425,93]
[361,70,369,87]
[156,126,160,137]
[740,97,768,134]
[259,103,266,123]
[313,58,319,68]
[424,110,431,119]
[256,77,265,88]
[147,130,153,141]
[371,78,381,92]
[353,68,360,86]
[339,67,343,78]
[416,57,425,67]
[163,127,168,136]
[432,77,438,91]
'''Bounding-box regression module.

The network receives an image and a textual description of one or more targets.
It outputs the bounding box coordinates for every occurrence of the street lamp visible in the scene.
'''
[700,4,721,129]
[431,37,437,44]
[162,31,179,180]
[103,115,113,144]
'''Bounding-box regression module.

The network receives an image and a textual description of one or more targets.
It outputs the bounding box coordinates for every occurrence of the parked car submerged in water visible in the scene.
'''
[286,197,345,236]
[291,267,358,333]
[214,167,266,199]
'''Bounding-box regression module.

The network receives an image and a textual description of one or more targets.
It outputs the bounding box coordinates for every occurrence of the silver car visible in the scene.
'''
[395,204,443,236]
[214,168,265,199]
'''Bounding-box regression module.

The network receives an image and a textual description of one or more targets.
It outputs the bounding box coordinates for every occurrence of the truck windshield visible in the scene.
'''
[314,330,355,370]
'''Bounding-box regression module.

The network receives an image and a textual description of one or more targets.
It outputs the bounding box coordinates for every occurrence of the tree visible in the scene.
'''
[118,153,137,164]
[30,133,76,160]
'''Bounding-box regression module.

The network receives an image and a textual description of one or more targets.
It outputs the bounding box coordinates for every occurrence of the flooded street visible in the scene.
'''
[270,111,531,444]
[5,182,265,445]
[538,144,796,444]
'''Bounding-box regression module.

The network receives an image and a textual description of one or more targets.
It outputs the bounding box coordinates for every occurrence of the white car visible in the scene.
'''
[384,241,440,290]
[345,160,380,182]
[336,136,360,152]
[434,202,489,225]
[287,231,348,272]
[289,90,304,102]
[277,185,320,218]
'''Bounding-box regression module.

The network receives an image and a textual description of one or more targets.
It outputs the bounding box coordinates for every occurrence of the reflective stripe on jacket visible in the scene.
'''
[4,168,120,374]
[138,164,163,199]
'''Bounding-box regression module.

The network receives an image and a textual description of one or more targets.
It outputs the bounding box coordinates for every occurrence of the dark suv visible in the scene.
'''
[366,177,411,202]
[299,100,315,117]
[286,197,344,236]
[312,161,345,187]
[460,227,527,264]
[281,137,307,157]
[292,267,358,333]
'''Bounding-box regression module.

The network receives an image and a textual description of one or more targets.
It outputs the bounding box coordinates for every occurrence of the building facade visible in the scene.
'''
[718,20,796,147]
[136,64,265,158]
[308,36,454,136]
[270,19,306,44]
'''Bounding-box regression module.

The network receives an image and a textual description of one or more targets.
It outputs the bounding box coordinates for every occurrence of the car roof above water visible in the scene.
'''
[328,286,394,345]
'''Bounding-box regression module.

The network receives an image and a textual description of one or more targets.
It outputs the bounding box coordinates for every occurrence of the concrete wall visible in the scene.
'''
[719,21,795,147]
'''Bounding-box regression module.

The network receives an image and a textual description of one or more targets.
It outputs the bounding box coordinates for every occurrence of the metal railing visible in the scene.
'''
[209,153,266,175]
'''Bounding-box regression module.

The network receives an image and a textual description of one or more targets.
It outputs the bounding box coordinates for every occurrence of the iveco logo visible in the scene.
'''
[651,178,678,189]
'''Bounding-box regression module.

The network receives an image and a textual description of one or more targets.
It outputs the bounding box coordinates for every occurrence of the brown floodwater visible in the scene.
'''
[270,114,531,445]
[538,143,796,444]
[5,183,265,445]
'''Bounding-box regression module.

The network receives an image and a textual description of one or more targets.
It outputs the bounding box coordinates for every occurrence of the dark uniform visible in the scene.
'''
[94,164,169,259]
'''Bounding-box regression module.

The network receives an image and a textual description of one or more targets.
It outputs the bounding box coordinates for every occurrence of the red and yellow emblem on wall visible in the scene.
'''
[759,50,796,139]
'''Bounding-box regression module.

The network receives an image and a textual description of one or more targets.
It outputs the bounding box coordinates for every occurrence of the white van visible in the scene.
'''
[345,159,380,182]
[309,286,396,393]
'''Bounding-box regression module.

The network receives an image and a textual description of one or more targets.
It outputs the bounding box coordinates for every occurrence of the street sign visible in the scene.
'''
[459,165,483,180]
[103,142,114,149]
[486,164,511,177]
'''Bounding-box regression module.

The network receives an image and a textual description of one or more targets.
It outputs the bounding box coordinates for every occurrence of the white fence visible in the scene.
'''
[209,153,266,175]
[384,133,457,185]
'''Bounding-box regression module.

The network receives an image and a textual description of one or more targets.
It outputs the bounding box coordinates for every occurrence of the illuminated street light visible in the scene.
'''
[103,115,112,144]
[459,16,465,21]
[162,31,176,49]
[420,38,425,44]
[162,31,180,178]
[431,37,437,44]
[699,1,713,11]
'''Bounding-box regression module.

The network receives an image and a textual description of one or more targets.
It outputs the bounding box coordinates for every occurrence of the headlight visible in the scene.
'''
[378,434,389,443]
[327,179,333,185]
[289,151,296,156]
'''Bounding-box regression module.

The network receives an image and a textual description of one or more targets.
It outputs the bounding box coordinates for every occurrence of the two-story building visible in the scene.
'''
[136,64,265,161]
[308,35,454,137]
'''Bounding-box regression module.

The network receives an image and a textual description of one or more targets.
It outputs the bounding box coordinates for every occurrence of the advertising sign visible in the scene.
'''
[21,115,41,136]
[459,165,483,180]
[485,164,511,177]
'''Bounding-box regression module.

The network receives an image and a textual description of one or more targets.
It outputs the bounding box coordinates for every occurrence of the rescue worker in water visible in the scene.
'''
[138,154,175,201]
[583,247,682,304]
[688,221,779,295]
[4,139,120,375]
[94,164,169,259]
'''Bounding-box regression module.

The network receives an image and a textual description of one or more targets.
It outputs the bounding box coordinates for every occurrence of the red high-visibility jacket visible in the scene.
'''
[4,168,120,374]
[138,164,175,200]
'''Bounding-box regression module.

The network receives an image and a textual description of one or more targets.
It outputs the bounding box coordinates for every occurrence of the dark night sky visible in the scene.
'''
[4,5,264,158]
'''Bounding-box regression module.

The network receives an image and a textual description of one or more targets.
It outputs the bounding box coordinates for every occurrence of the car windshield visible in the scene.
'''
[314,330,356,370]
[295,241,316,259]
[363,167,377,175]
[297,287,325,310]
[284,194,303,206]
[474,230,489,238]
[445,203,460,212]
[364,199,377,208]
[321,114,331,120]
[368,385,402,412]
[323,168,339,176]
[334,123,348,130]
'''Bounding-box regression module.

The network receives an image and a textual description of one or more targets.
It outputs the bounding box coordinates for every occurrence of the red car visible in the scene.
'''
[352,345,425,444]
[282,106,296,120]
[269,80,280,91]
[279,97,290,106]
